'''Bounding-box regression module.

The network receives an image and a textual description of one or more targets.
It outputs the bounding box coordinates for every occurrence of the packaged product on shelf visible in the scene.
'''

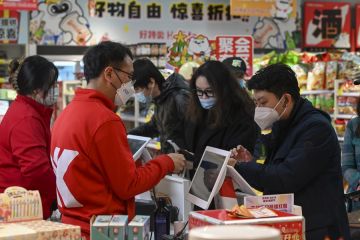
[291,64,308,90]
[345,97,358,115]
[337,96,347,114]
[314,95,321,109]
[150,44,160,55]
[324,93,334,114]
[338,61,351,80]
[159,44,167,55]
[335,119,346,137]
[143,44,151,55]
[307,62,325,90]
[325,61,338,89]
[306,94,316,107]
[341,80,360,93]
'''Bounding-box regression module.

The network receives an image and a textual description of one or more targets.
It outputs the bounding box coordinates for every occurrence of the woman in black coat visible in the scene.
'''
[183,60,259,172]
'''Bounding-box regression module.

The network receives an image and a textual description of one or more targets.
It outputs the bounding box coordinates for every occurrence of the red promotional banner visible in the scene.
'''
[215,36,253,76]
[356,5,360,49]
[0,10,20,44]
[303,2,351,48]
[0,0,37,11]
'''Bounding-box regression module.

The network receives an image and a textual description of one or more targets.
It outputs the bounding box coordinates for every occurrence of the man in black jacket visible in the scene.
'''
[128,59,190,153]
[232,63,350,239]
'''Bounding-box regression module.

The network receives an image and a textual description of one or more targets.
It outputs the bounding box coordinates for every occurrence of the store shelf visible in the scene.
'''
[300,90,334,95]
[0,59,11,65]
[337,92,360,97]
[336,114,356,119]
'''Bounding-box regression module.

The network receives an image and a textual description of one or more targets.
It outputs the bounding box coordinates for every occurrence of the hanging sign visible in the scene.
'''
[230,0,296,19]
[303,2,351,48]
[215,35,253,76]
[0,0,37,11]
[0,10,20,43]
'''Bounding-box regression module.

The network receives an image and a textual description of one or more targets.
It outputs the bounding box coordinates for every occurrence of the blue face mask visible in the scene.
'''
[239,79,245,88]
[135,91,151,103]
[199,97,216,109]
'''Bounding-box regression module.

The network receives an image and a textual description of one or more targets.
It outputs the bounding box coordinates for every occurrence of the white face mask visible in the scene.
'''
[254,96,286,130]
[114,80,135,106]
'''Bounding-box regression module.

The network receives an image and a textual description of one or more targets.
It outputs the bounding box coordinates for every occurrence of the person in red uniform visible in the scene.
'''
[51,41,186,239]
[0,56,58,219]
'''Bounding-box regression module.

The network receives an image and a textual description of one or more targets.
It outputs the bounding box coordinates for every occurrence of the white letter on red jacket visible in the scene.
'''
[52,147,83,208]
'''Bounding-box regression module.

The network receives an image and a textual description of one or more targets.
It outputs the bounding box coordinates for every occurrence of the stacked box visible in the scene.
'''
[109,215,128,240]
[128,215,150,240]
[91,215,112,240]
[0,223,37,240]
[0,220,81,240]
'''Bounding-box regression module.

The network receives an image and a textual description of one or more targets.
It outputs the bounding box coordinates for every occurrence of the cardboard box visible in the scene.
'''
[0,220,81,240]
[0,223,37,240]
[0,187,42,223]
[91,215,112,240]
[189,209,305,240]
[109,215,128,240]
[127,215,150,240]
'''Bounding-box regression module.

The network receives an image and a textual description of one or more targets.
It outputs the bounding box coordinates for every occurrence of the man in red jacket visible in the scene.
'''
[51,41,185,239]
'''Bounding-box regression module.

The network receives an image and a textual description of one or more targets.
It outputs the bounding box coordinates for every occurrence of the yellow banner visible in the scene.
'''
[230,0,296,18]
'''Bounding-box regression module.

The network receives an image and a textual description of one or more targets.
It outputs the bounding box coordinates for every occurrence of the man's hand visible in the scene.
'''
[167,153,186,174]
[230,145,253,163]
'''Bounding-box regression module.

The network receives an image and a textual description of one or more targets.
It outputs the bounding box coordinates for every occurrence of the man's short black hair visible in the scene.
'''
[133,58,165,90]
[247,63,300,101]
[83,41,133,83]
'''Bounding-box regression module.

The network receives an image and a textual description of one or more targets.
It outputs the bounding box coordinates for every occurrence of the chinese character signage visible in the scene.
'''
[0,10,19,43]
[230,0,296,19]
[356,5,360,49]
[304,2,351,49]
[28,0,297,49]
[0,0,37,11]
[244,194,294,213]
[215,36,253,76]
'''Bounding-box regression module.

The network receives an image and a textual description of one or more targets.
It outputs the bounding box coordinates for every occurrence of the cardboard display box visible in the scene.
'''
[0,220,81,240]
[189,209,305,240]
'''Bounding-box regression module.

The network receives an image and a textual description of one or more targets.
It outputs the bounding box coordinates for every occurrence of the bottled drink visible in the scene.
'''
[154,197,170,240]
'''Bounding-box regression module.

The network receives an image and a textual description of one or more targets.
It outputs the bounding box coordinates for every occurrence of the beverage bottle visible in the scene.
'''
[154,198,170,240]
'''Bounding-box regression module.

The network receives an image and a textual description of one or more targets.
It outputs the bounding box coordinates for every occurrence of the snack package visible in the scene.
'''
[337,96,347,114]
[338,61,351,79]
[226,205,278,219]
[150,44,159,55]
[324,93,334,114]
[307,62,325,90]
[306,94,316,107]
[335,119,346,137]
[291,64,308,90]
[326,61,338,89]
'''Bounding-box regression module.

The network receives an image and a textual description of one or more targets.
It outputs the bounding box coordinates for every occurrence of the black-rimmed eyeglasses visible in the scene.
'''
[195,89,214,98]
[112,66,135,84]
